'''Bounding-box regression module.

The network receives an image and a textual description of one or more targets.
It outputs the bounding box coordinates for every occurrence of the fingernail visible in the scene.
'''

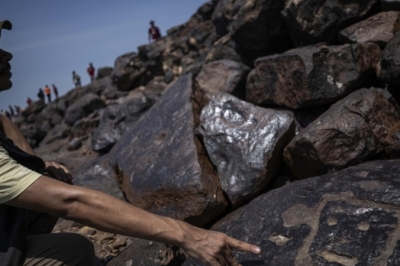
[254,247,261,253]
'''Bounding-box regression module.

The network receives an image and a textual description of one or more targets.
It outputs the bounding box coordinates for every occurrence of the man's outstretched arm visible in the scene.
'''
[6,175,261,266]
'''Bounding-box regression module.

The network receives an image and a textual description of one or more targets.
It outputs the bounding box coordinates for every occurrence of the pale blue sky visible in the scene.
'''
[0,0,207,111]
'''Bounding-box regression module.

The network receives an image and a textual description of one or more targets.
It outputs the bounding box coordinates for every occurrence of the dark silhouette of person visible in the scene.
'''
[52,84,58,99]
[8,105,14,116]
[37,88,45,102]
[26,97,32,106]
[87,63,95,82]
[148,20,161,43]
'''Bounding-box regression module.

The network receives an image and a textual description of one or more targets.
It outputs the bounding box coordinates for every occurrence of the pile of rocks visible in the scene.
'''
[14,0,400,264]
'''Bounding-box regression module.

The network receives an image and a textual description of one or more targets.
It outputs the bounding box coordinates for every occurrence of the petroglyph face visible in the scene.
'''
[276,191,400,265]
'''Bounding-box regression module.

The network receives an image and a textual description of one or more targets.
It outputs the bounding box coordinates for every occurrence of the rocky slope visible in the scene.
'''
[13,0,400,265]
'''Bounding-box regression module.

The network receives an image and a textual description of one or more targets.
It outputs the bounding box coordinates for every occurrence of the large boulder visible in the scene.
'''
[284,88,400,179]
[63,93,105,126]
[282,0,380,46]
[91,96,154,153]
[195,59,249,101]
[108,74,227,226]
[73,155,124,200]
[96,66,113,79]
[246,43,381,109]
[339,11,400,48]
[378,32,400,86]
[228,0,293,65]
[184,159,400,266]
[198,93,295,207]
[111,52,148,91]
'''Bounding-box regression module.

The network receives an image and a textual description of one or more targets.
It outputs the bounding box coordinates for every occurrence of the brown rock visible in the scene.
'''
[339,11,400,48]
[246,43,381,109]
[284,88,400,179]
[282,0,380,46]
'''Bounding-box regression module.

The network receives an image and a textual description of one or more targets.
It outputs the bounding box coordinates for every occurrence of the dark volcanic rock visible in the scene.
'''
[339,11,400,49]
[211,0,236,36]
[96,66,113,79]
[246,43,381,109]
[91,97,153,153]
[228,0,293,65]
[70,114,100,138]
[184,159,400,266]
[378,32,400,86]
[284,88,400,179]
[111,52,148,91]
[63,93,105,126]
[282,0,379,46]
[73,155,123,200]
[196,60,249,101]
[108,74,227,226]
[107,238,185,266]
[198,93,295,207]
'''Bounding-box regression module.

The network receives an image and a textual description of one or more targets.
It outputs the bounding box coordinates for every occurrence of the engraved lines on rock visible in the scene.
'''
[267,191,400,266]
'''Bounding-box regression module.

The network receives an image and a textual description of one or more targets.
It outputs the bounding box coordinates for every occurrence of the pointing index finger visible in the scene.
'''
[227,236,261,255]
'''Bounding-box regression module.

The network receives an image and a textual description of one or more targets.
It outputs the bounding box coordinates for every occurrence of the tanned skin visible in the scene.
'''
[0,44,261,265]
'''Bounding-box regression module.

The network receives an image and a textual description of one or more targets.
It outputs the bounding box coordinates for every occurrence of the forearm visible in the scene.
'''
[8,176,187,246]
[0,114,35,155]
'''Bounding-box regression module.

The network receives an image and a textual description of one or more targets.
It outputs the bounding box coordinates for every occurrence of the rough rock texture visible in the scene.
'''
[91,96,153,153]
[107,239,185,266]
[198,93,295,207]
[246,43,381,109]
[108,74,227,226]
[184,159,400,266]
[339,11,400,48]
[96,66,113,79]
[73,155,124,200]
[378,32,400,86]
[111,52,148,91]
[284,88,400,179]
[282,0,380,46]
[228,0,293,65]
[195,60,249,101]
[64,93,106,126]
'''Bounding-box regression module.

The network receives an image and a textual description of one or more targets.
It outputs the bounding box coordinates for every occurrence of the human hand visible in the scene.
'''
[182,225,261,266]
[45,161,73,185]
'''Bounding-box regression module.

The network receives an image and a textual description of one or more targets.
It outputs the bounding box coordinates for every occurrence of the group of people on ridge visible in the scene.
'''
[36,84,58,104]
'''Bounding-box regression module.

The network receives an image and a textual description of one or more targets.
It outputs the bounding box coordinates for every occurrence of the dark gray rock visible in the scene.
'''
[70,115,100,139]
[229,0,293,65]
[73,155,124,200]
[64,93,105,126]
[107,238,185,266]
[339,11,400,49]
[96,66,113,79]
[108,74,228,226]
[111,52,148,91]
[198,93,295,207]
[284,88,400,179]
[204,40,241,63]
[67,138,82,151]
[196,60,249,101]
[378,32,400,86]
[246,43,381,109]
[91,97,153,153]
[184,159,400,266]
[211,0,236,36]
[282,0,380,46]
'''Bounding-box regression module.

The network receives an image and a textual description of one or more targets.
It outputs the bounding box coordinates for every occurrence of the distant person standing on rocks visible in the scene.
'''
[37,88,45,102]
[8,105,14,116]
[148,20,161,43]
[26,97,32,106]
[87,63,95,82]
[44,85,51,103]
[14,105,20,115]
[52,84,59,99]
[72,71,81,88]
